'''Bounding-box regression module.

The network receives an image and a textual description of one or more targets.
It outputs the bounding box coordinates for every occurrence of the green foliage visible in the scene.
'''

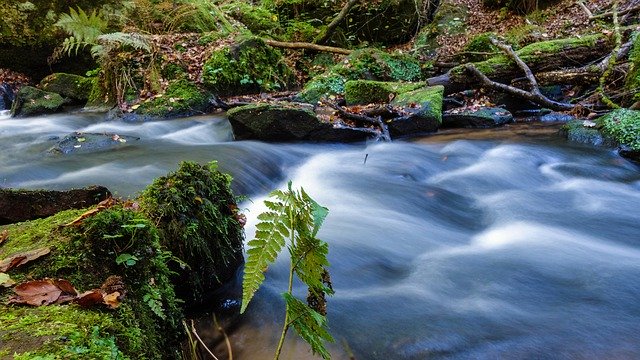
[135,79,211,118]
[625,32,640,104]
[221,2,282,35]
[202,37,295,95]
[55,7,109,57]
[601,108,640,151]
[140,161,244,304]
[242,182,333,359]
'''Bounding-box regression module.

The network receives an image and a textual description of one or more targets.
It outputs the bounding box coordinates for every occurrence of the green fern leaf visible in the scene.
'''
[97,32,151,53]
[283,293,334,359]
[292,237,331,294]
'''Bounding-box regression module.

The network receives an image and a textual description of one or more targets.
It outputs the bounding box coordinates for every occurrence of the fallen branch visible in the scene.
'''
[466,38,574,111]
[590,2,640,19]
[190,320,220,360]
[213,314,233,360]
[324,101,391,141]
[316,0,359,44]
[262,39,352,55]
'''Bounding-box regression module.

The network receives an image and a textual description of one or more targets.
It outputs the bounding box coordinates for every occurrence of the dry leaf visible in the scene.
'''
[0,247,51,272]
[9,279,62,306]
[64,197,117,226]
[76,290,105,308]
[103,291,122,309]
[0,229,8,246]
[0,272,15,287]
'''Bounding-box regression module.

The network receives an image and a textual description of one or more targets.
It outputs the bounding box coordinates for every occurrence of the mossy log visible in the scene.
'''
[431,35,613,93]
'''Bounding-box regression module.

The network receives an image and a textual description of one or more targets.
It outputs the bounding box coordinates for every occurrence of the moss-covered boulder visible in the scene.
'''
[227,102,369,142]
[345,80,425,105]
[140,161,245,305]
[442,107,513,128]
[202,37,295,96]
[0,186,111,225]
[0,207,183,359]
[297,48,423,104]
[10,86,65,117]
[600,108,640,158]
[39,73,92,104]
[388,85,444,137]
[130,79,212,120]
[561,120,615,147]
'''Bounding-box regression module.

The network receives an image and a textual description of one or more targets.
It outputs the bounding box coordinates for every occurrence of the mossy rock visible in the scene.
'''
[0,207,183,359]
[413,1,468,57]
[132,79,212,120]
[388,85,444,137]
[85,76,116,111]
[344,80,426,105]
[442,107,513,128]
[460,32,499,62]
[624,32,640,106]
[39,73,93,104]
[221,2,282,34]
[560,119,615,148]
[600,108,640,152]
[297,48,422,104]
[226,102,369,142]
[139,161,245,305]
[10,86,65,117]
[202,36,295,96]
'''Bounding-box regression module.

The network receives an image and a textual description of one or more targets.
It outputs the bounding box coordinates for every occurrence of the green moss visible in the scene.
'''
[391,85,444,124]
[136,79,210,118]
[297,73,346,103]
[221,2,281,34]
[504,24,546,48]
[601,108,640,151]
[624,32,640,104]
[561,120,614,147]
[202,36,295,95]
[86,75,115,110]
[38,73,93,103]
[139,161,244,304]
[11,86,65,117]
[345,80,425,105]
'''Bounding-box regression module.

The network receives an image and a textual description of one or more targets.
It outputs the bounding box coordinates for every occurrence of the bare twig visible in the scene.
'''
[315,0,359,44]
[324,101,391,141]
[213,314,233,360]
[262,39,352,55]
[190,320,220,360]
[577,0,593,17]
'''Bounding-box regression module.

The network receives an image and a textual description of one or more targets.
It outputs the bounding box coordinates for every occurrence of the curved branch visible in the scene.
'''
[315,0,359,44]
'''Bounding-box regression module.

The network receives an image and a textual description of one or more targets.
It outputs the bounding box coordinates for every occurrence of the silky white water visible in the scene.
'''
[2,113,639,359]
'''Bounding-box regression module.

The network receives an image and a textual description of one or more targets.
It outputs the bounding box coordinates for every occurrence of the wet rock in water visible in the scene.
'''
[618,145,640,162]
[539,112,575,122]
[442,107,513,128]
[10,86,64,117]
[48,132,140,155]
[388,85,444,137]
[0,83,15,110]
[0,186,111,224]
[227,102,369,142]
[560,120,615,147]
[39,73,92,105]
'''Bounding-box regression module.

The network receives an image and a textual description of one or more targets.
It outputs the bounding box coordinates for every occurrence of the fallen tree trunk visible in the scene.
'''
[262,39,353,55]
[432,34,612,93]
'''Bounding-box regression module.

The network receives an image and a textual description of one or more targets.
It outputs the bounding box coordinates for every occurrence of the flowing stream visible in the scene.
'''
[2,112,640,359]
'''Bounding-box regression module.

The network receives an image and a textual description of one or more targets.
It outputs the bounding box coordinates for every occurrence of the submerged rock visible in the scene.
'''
[442,107,513,128]
[0,185,111,224]
[48,132,140,155]
[10,86,65,117]
[227,102,369,142]
[560,120,615,147]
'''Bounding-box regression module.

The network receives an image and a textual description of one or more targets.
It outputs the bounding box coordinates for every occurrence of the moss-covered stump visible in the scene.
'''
[344,80,425,105]
[449,35,611,87]
[39,73,92,105]
[202,37,295,96]
[48,132,140,155]
[227,102,369,142]
[10,86,65,117]
[388,85,444,137]
[442,107,513,128]
[0,186,111,225]
[0,207,183,359]
[126,79,212,121]
[140,161,245,305]
[297,48,423,104]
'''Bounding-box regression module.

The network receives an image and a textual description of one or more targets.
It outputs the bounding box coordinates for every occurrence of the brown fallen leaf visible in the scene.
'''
[64,197,117,227]
[0,247,51,272]
[0,272,15,287]
[75,290,105,308]
[9,279,62,306]
[0,229,8,246]
[103,291,122,309]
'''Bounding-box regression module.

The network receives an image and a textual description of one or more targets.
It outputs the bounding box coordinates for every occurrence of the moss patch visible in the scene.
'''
[624,32,640,105]
[39,73,93,103]
[10,86,65,117]
[135,79,211,118]
[202,36,295,95]
[345,80,425,105]
[600,108,640,151]
[391,85,444,124]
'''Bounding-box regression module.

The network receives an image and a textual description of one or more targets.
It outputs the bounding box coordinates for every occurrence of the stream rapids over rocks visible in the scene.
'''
[1,112,640,359]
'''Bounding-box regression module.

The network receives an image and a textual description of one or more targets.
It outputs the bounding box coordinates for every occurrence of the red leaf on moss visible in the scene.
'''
[75,290,105,308]
[0,247,51,272]
[9,279,62,306]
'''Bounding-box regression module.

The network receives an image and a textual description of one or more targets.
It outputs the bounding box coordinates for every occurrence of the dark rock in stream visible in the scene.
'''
[48,132,140,155]
[0,83,14,110]
[227,102,369,142]
[442,107,513,128]
[0,186,111,225]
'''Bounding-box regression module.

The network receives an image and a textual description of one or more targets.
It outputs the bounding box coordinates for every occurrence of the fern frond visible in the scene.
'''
[55,7,108,45]
[292,237,331,294]
[241,203,289,313]
[97,32,151,53]
[283,293,334,360]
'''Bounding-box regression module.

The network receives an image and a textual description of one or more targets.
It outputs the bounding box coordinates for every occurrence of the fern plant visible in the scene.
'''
[55,7,109,58]
[242,182,334,360]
